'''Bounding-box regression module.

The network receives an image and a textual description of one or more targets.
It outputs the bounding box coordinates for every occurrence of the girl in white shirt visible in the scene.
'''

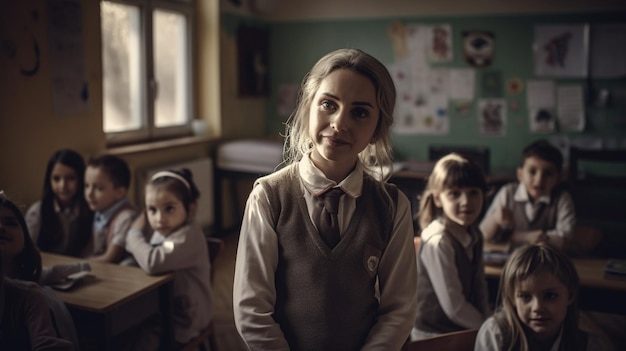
[413,153,490,339]
[126,169,212,349]
[475,243,599,351]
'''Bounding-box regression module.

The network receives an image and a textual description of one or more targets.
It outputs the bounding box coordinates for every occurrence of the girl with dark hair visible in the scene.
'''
[25,149,93,257]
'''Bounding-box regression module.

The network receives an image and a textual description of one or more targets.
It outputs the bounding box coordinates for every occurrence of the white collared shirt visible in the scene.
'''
[483,182,575,241]
[413,217,489,340]
[233,154,417,351]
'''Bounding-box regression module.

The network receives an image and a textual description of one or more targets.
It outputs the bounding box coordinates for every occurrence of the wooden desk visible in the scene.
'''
[41,253,174,351]
[484,257,626,315]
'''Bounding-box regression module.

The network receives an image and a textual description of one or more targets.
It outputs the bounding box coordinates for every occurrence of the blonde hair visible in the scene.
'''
[418,153,487,229]
[496,243,580,351]
[282,48,396,180]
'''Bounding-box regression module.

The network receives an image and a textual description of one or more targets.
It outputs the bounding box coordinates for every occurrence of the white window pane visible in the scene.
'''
[154,9,189,128]
[101,1,142,133]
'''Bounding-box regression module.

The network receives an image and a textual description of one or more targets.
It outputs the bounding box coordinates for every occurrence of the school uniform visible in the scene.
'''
[482,183,575,243]
[0,278,74,351]
[475,315,604,351]
[413,217,490,340]
[90,199,136,257]
[25,200,79,254]
[126,222,212,344]
[233,154,417,351]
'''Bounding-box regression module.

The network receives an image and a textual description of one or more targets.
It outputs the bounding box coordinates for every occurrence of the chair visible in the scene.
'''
[567,147,626,257]
[406,328,478,351]
[179,237,225,351]
[567,147,626,220]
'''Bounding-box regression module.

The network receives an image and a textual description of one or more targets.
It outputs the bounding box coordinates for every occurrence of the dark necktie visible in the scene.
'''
[313,188,344,249]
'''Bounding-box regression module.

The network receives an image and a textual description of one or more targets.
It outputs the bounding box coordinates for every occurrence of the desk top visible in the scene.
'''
[42,253,173,313]
[484,257,626,293]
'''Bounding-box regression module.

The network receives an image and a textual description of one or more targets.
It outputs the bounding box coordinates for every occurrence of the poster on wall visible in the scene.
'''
[478,99,507,136]
[427,24,453,63]
[557,84,585,132]
[47,0,89,117]
[527,80,556,133]
[534,24,589,78]
[462,31,494,68]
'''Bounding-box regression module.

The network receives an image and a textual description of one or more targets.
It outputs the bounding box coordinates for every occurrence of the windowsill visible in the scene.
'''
[107,135,216,156]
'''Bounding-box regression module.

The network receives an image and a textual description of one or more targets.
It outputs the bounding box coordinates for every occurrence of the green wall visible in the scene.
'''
[264,12,626,171]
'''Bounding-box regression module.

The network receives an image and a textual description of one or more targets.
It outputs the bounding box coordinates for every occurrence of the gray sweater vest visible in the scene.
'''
[502,183,559,231]
[414,227,484,333]
[257,164,398,351]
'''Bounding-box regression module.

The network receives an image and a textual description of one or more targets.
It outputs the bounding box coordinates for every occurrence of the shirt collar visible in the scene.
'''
[514,183,551,205]
[440,217,478,248]
[95,198,128,225]
[298,153,363,198]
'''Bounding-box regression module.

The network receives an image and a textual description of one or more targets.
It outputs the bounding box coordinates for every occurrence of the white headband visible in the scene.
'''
[151,171,190,190]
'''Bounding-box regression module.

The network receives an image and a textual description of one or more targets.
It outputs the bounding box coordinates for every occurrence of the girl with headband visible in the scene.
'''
[125,168,212,350]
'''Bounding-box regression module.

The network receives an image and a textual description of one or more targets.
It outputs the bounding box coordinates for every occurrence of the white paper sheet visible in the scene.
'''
[557,85,585,132]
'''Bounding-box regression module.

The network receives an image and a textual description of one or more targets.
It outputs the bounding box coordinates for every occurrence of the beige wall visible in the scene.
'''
[0,0,221,210]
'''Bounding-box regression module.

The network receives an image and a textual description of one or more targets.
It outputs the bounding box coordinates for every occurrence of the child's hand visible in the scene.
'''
[131,211,147,231]
[496,208,515,230]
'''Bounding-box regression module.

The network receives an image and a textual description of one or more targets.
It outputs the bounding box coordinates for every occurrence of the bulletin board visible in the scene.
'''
[260,12,626,171]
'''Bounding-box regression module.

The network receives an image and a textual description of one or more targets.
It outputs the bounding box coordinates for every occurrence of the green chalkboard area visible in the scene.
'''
[262,12,626,172]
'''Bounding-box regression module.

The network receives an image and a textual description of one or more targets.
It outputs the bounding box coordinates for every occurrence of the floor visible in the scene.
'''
[211,231,248,351]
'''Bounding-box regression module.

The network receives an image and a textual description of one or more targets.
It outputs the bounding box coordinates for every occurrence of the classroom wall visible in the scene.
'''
[258,8,626,171]
[0,0,224,210]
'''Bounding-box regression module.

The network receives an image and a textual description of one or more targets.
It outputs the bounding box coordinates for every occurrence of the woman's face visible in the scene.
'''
[308,69,379,178]
[50,162,79,207]
[0,206,26,262]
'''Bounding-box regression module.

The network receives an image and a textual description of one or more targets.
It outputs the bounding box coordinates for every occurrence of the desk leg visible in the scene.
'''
[159,280,175,351]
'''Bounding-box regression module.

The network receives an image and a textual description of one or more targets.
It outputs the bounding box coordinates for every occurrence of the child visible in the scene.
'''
[0,192,77,350]
[233,48,417,351]
[474,243,602,351]
[413,153,490,339]
[84,154,137,263]
[25,149,94,257]
[125,169,212,349]
[0,255,74,350]
[480,139,575,250]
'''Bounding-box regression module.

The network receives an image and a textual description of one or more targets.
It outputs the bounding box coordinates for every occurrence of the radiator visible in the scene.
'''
[137,157,214,229]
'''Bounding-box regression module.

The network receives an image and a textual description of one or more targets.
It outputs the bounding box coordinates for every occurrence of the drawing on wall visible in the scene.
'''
[237,25,269,97]
[534,24,588,77]
[481,70,503,98]
[428,24,453,62]
[47,0,89,117]
[462,31,494,67]
[526,80,556,133]
[507,78,524,95]
[557,84,585,131]
[388,21,408,59]
[478,99,506,136]
[529,108,555,133]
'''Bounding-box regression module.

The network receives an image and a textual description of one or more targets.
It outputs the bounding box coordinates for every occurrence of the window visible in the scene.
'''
[101,0,194,145]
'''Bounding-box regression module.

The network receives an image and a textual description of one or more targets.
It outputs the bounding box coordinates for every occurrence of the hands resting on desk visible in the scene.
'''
[40,262,91,290]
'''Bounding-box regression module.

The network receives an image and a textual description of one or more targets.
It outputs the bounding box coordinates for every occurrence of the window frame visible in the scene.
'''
[102,0,196,146]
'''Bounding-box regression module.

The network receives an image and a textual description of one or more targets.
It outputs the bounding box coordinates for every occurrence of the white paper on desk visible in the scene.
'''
[557,85,585,132]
